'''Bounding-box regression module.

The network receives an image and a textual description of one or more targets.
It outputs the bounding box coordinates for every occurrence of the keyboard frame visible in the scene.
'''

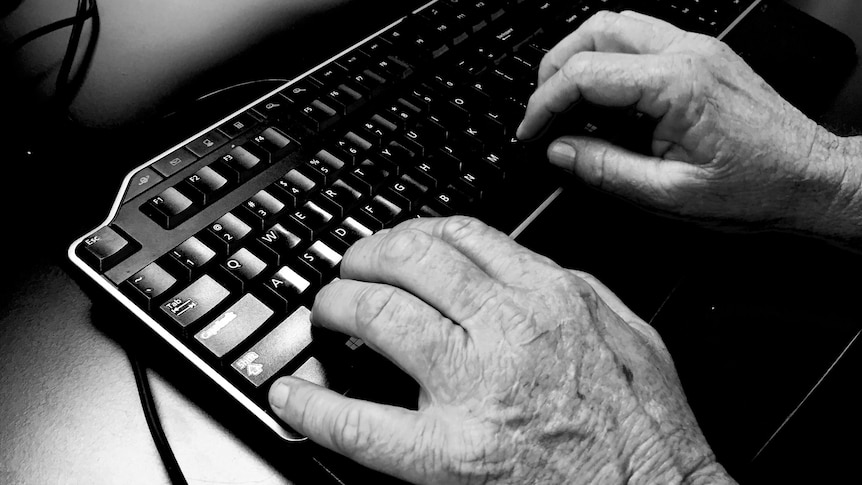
[67,0,764,442]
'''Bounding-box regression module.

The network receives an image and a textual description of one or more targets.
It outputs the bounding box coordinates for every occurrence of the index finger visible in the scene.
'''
[538,11,683,86]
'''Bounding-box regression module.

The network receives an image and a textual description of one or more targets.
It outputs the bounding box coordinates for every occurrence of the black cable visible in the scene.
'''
[56,0,93,99]
[129,353,190,485]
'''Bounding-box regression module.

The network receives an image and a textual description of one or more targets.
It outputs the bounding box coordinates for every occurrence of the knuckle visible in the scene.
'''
[331,404,369,454]
[379,228,435,266]
[439,216,487,245]
[354,285,400,335]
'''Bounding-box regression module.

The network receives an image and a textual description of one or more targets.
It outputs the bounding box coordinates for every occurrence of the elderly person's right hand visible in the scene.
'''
[518,11,862,243]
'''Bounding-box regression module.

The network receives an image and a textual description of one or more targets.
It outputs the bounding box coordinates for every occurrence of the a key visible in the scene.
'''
[263,267,312,312]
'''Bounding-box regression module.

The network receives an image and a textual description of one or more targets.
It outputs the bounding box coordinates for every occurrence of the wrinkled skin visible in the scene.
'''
[269,217,734,485]
[519,11,861,240]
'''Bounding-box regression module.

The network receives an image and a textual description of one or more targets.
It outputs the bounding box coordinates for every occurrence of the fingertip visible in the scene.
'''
[269,377,297,413]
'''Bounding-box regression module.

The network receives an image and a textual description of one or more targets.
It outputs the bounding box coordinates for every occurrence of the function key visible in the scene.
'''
[142,187,196,229]
[281,79,320,105]
[122,262,177,310]
[214,145,262,183]
[78,226,138,273]
[160,275,230,329]
[181,165,229,205]
[249,127,298,159]
[186,130,229,158]
[231,306,313,387]
[195,294,274,359]
[218,112,258,139]
[152,147,196,178]
[299,99,340,132]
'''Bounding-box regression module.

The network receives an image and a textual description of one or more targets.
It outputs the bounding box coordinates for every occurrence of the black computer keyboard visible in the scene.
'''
[69,0,759,441]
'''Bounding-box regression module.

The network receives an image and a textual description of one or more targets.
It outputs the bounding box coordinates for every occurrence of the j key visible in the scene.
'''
[205,212,252,255]
[161,275,230,329]
[384,172,430,211]
[79,226,136,273]
[166,236,217,280]
[195,294,274,359]
[255,223,304,265]
[288,201,334,240]
[231,306,313,387]
[181,166,229,205]
[241,189,286,230]
[359,194,404,229]
[300,100,339,132]
[296,241,344,285]
[143,187,195,229]
[263,267,312,312]
[249,127,297,159]
[123,262,177,310]
[327,216,374,250]
[315,179,363,218]
[218,112,258,139]
[347,159,391,195]
[186,130,229,158]
[435,144,466,174]
[220,247,268,292]
[270,168,318,207]
[215,145,262,183]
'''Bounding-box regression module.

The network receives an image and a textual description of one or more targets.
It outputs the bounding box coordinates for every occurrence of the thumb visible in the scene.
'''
[547,136,697,211]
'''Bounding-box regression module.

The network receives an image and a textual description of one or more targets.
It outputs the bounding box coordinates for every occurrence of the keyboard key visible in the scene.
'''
[300,99,339,131]
[218,112,258,139]
[263,266,312,311]
[346,159,391,195]
[143,187,196,229]
[315,179,363,217]
[79,226,137,272]
[123,167,164,203]
[358,194,404,229]
[220,247,268,291]
[186,130,229,158]
[305,150,345,184]
[205,212,252,255]
[215,145,262,183]
[328,216,374,250]
[309,64,348,86]
[181,165,229,205]
[252,94,293,120]
[195,294,274,358]
[231,306,313,387]
[288,201,334,240]
[122,262,177,310]
[152,147,196,177]
[161,275,230,329]
[250,127,298,159]
[166,236,217,280]
[270,168,318,207]
[240,189,286,230]
[255,223,303,265]
[296,240,344,285]
[384,173,429,210]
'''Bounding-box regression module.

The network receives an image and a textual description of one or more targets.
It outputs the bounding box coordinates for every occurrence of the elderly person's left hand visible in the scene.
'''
[268,216,734,485]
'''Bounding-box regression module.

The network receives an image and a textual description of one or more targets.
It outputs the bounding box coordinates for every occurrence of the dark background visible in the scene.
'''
[2,0,862,483]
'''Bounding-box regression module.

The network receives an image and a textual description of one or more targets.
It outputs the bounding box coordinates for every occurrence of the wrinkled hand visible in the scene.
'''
[518,11,856,234]
[269,217,733,485]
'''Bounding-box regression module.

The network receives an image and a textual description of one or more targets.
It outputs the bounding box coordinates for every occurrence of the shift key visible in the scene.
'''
[232,306,312,387]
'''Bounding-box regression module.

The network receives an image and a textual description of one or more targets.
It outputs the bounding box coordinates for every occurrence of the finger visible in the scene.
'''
[390,216,559,287]
[546,136,698,213]
[312,279,468,386]
[538,11,684,86]
[340,227,501,329]
[269,377,434,484]
[520,52,680,140]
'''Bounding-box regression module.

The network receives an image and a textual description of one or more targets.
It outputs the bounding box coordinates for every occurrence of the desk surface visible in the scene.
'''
[2,1,862,484]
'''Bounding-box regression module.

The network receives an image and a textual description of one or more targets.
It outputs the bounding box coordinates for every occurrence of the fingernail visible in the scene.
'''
[548,142,576,167]
[269,380,291,411]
